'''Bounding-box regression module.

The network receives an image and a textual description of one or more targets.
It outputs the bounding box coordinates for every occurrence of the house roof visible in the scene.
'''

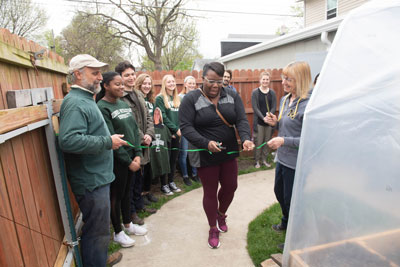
[219,16,343,63]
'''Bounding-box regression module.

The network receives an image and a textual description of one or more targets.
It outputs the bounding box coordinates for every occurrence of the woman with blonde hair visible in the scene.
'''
[155,74,182,194]
[265,61,311,249]
[178,76,199,186]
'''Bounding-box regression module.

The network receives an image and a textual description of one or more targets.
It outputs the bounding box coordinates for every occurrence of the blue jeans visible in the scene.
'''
[274,162,295,228]
[75,184,110,267]
[178,136,197,177]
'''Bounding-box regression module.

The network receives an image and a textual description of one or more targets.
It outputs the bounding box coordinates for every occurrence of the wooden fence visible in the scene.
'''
[0,29,75,267]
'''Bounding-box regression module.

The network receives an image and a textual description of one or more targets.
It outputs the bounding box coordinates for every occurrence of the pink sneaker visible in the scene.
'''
[217,213,228,232]
[208,228,220,249]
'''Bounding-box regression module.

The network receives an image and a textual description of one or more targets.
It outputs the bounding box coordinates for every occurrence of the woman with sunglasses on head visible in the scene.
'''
[265,61,312,250]
[155,74,182,194]
[179,62,254,249]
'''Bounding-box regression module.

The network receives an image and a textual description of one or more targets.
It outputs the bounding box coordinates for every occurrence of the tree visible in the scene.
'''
[0,0,48,39]
[275,3,304,35]
[59,12,125,69]
[140,20,202,71]
[87,0,198,71]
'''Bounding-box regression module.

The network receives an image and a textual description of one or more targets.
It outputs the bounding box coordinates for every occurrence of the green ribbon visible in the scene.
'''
[126,141,267,155]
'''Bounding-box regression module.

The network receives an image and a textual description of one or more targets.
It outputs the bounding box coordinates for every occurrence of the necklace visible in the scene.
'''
[278,94,302,121]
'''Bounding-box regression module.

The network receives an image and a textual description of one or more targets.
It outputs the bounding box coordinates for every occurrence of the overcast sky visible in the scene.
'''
[33,0,300,62]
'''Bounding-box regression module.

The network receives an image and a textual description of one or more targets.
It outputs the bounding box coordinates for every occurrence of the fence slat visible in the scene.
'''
[0,141,29,227]
[11,135,41,232]
[0,216,24,266]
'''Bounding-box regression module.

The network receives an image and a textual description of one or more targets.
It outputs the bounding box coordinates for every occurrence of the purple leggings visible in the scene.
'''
[198,158,238,227]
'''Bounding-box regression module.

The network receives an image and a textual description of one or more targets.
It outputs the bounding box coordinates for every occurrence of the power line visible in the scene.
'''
[60,0,299,17]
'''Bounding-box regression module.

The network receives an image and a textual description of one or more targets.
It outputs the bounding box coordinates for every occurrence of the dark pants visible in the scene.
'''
[75,184,110,267]
[130,169,144,214]
[142,162,152,192]
[111,161,133,233]
[274,162,296,228]
[198,158,238,227]
[168,137,180,183]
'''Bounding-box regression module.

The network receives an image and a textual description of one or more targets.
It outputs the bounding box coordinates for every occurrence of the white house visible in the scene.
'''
[219,0,369,78]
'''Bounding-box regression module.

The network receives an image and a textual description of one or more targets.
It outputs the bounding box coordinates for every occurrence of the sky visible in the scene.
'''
[33,0,301,62]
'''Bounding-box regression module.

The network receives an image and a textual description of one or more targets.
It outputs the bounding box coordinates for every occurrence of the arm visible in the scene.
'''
[270,90,277,115]
[144,104,155,140]
[251,89,265,120]
[155,96,179,134]
[179,93,210,149]
[234,93,251,143]
[58,107,112,154]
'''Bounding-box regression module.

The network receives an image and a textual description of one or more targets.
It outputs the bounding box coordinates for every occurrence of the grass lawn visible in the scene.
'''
[247,203,286,266]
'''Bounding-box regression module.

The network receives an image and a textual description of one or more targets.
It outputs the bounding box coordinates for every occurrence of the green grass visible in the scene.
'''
[237,154,276,175]
[247,203,286,267]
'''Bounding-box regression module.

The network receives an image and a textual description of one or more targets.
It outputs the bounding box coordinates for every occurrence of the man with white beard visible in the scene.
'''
[59,54,127,267]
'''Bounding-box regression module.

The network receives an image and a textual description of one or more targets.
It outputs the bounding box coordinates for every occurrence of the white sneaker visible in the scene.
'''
[262,161,271,168]
[123,222,148,236]
[113,231,135,248]
[255,162,261,169]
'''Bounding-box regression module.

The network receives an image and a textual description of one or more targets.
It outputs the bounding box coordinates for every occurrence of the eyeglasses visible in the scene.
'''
[281,75,295,83]
[203,77,224,85]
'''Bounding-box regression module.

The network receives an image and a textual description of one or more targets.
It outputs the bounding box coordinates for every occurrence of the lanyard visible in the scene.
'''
[278,94,302,121]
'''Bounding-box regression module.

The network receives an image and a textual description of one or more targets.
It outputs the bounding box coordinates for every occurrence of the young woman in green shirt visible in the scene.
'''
[97,72,148,248]
[154,74,182,194]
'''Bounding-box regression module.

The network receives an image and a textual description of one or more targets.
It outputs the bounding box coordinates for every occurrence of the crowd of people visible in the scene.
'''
[58,54,313,266]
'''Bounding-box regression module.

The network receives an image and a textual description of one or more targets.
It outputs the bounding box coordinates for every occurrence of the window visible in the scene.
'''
[327,0,337,19]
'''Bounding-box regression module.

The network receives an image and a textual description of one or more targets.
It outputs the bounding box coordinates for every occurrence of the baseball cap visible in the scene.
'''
[68,54,108,73]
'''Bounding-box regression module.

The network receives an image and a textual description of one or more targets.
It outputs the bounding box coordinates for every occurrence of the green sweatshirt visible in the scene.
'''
[150,124,171,177]
[58,87,114,196]
[97,99,142,167]
[155,95,179,134]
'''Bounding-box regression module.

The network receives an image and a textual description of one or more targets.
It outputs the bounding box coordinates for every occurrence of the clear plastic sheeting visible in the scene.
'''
[283,1,400,266]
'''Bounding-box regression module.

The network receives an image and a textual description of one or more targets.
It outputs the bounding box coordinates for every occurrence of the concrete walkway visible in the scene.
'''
[116,169,276,267]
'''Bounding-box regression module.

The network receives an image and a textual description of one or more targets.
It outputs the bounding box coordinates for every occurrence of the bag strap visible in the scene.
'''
[200,89,233,128]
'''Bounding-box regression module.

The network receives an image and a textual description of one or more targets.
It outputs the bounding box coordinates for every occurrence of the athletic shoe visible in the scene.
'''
[123,222,148,236]
[263,161,271,168]
[131,212,144,225]
[143,196,152,206]
[146,193,159,203]
[255,162,261,169]
[169,182,181,192]
[191,175,200,183]
[183,177,192,186]
[161,184,174,196]
[271,223,286,233]
[113,231,135,248]
[208,228,220,249]
[217,213,228,232]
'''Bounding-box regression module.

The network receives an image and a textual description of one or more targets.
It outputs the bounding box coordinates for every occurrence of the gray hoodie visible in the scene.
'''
[276,94,309,169]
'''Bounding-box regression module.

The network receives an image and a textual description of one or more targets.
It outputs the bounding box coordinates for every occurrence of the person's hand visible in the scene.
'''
[143,134,152,146]
[208,141,222,153]
[242,140,255,151]
[129,159,140,172]
[111,134,128,150]
[176,129,181,137]
[133,156,141,166]
[265,112,277,126]
[267,137,284,150]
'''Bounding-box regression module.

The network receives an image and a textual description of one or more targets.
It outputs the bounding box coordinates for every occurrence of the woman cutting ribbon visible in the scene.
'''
[179,62,254,249]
